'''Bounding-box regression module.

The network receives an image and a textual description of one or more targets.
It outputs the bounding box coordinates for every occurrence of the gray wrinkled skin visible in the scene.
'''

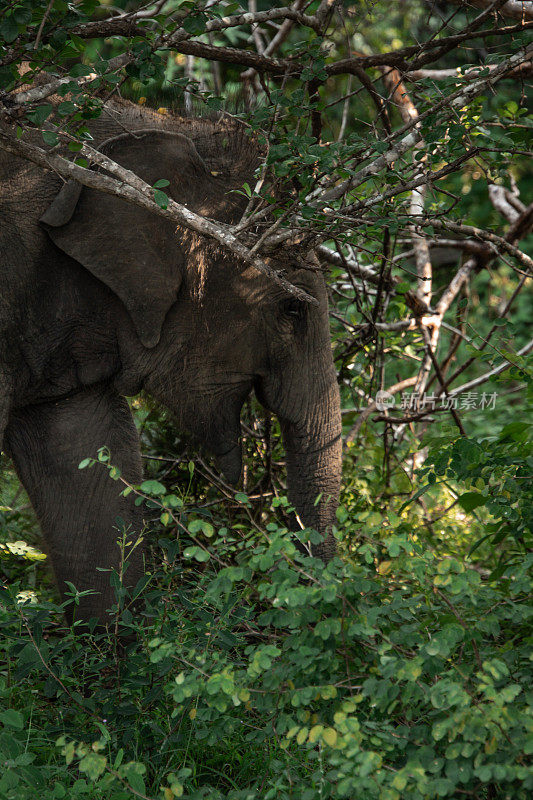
[0,97,342,621]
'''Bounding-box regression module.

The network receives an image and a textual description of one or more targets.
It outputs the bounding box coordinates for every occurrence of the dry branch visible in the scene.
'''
[446,0,533,22]
[447,339,533,395]
[405,61,532,80]
[488,184,526,223]
[417,218,533,272]
[378,66,432,308]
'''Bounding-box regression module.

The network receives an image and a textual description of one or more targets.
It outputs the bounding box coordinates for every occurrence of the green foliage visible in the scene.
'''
[1,432,533,798]
[423,417,533,567]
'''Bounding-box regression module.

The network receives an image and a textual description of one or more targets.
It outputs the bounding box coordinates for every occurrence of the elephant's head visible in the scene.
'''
[40,120,342,558]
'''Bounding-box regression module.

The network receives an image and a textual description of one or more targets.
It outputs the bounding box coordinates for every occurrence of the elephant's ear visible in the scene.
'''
[40,130,210,348]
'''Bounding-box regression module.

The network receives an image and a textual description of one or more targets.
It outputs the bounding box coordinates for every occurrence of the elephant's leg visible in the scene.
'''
[4,387,145,622]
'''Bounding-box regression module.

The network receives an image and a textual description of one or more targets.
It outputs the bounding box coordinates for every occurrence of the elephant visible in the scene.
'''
[0,96,342,621]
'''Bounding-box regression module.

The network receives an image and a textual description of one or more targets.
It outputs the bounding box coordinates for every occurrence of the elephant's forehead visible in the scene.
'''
[233,265,323,305]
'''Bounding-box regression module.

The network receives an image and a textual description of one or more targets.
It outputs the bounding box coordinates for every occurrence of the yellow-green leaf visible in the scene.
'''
[296,727,308,745]
[308,725,324,743]
[322,728,338,747]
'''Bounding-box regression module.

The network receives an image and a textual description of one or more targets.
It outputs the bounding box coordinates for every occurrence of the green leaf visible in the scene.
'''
[121,762,146,794]
[235,492,251,506]
[458,492,486,512]
[183,546,210,562]
[153,179,170,188]
[392,774,408,791]
[395,282,410,294]
[78,752,106,781]
[27,104,53,126]
[308,725,324,743]
[0,709,23,730]
[41,131,59,147]
[0,16,19,44]
[58,101,77,116]
[62,740,75,766]
[164,494,183,508]
[322,728,338,747]
[14,7,32,26]
[154,189,169,209]
[398,483,432,512]
[182,13,207,35]
[482,659,509,680]
[296,727,308,745]
[70,64,94,78]
[140,480,166,496]
[499,421,530,441]
[188,519,204,534]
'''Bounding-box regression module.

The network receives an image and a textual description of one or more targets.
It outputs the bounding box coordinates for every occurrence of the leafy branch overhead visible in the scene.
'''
[0,0,531,433]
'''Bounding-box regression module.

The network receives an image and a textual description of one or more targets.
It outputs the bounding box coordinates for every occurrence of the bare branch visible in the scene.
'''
[405,61,532,80]
[241,0,307,83]
[8,55,128,107]
[317,244,430,316]
[448,339,533,395]
[417,217,533,272]
[488,184,526,223]
[34,0,55,50]
[446,0,533,22]
[435,257,479,317]
[345,377,419,443]
[378,66,432,308]
[507,202,533,241]
[315,0,339,26]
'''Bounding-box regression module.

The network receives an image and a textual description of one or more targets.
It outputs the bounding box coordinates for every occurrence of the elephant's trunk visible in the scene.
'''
[280,378,342,560]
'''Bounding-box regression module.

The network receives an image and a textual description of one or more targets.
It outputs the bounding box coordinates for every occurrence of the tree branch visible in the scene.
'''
[416,217,533,272]
[446,0,533,22]
[448,339,533,396]
[405,61,532,80]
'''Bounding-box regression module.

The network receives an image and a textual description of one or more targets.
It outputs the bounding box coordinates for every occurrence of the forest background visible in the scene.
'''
[0,1,532,798]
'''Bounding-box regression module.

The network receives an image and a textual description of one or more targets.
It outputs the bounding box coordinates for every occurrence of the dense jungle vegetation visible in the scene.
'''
[0,1,532,798]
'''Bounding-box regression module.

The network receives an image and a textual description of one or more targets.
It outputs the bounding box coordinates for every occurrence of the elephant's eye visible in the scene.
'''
[281,297,307,322]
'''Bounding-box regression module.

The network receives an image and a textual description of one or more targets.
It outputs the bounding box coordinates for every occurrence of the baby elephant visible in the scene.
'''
[0,99,341,621]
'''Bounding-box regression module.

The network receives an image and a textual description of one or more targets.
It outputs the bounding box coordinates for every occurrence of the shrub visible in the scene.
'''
[1,454,532,799]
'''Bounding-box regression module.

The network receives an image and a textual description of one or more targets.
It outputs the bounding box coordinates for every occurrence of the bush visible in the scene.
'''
[1,440,532,799]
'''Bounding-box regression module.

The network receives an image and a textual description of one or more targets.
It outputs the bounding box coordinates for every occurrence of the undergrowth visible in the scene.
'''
[1,402,532,800]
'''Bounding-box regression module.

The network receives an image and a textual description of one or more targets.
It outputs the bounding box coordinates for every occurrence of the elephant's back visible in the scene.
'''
[0,137,62,272]
[0,125,64,365]
[0,117,63,221]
